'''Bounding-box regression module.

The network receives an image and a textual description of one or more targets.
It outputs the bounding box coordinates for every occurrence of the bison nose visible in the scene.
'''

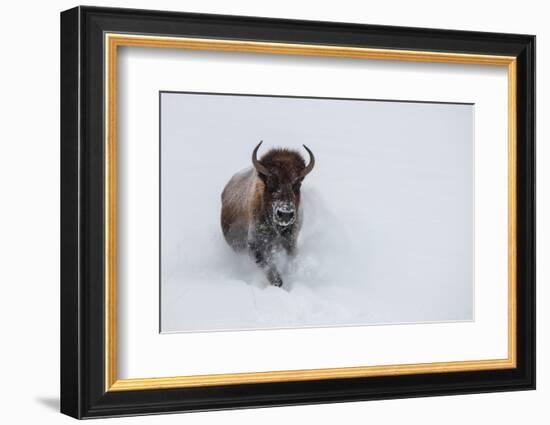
[276,208,295,222]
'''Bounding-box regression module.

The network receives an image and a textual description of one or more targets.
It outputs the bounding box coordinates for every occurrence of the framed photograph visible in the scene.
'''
[60,6,535,419]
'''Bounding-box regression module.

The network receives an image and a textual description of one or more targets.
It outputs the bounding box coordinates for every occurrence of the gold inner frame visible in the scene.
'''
[104,33,518,392]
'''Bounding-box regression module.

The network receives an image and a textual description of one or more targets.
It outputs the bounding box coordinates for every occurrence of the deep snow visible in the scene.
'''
[160,92,474,333]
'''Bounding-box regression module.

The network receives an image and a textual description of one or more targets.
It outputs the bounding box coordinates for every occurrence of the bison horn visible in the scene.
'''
[252,141,272,176]
[300,144,315,177]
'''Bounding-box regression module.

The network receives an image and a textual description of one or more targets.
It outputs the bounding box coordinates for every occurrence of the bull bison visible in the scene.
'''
[221,141,315,287]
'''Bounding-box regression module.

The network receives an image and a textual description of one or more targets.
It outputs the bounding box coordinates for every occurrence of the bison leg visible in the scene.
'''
[266,266,283,287]
[249,242,283,287]
[281,238,297,257]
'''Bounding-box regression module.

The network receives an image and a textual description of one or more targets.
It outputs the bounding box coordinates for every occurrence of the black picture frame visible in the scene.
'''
[61,5,535,419]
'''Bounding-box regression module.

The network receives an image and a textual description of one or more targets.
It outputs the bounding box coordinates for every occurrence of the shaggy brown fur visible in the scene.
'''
[220,143,314,287]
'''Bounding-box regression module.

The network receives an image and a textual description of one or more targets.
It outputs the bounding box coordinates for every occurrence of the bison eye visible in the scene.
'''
[264,177,279,193]
[292,181,302,192]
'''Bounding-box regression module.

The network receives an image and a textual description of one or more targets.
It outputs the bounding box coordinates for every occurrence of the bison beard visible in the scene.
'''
[220,141,315,287]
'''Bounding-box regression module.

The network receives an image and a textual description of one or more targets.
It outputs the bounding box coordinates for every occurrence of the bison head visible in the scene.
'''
[252,141,315,227]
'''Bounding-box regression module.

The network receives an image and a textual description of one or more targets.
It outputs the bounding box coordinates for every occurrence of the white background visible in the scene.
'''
[159,94,475,333]
[0,0,546,424]
[118,48,509,379]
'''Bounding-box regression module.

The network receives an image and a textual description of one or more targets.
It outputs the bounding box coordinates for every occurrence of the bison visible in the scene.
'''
[221,141,315,287]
